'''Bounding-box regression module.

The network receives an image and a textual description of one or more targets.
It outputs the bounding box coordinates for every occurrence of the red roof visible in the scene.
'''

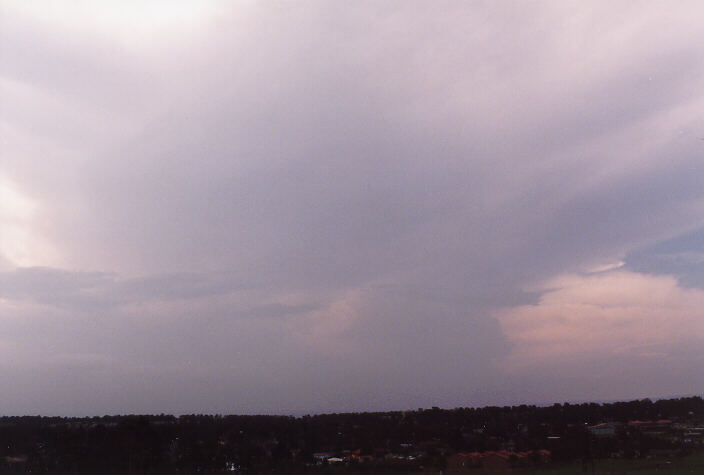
[629,419,672,425]
[455,449,550,460]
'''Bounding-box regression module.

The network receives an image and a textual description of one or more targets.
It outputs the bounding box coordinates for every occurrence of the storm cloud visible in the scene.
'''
[1,0,703,415]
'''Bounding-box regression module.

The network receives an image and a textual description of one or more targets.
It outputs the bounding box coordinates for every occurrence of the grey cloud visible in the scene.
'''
[0,267,116,309]
[0,267,247,310]
[243,303,319,319]
[1,1,704,413]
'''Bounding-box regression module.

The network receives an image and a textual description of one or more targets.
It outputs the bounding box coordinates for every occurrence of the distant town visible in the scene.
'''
[1,396,703,472]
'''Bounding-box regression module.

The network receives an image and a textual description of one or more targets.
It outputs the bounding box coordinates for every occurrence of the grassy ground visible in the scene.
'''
[518,450,704,474]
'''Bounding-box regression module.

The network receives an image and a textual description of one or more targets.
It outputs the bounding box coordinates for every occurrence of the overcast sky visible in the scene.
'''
[1,0,703,416]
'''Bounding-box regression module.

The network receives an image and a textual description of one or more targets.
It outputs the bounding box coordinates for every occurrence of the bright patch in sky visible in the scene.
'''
[4,0,223,38]
[0,177,35,219]
[0,177,35,265]
[0,177,58,267]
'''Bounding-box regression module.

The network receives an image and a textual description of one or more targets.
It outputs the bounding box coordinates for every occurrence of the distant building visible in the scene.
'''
[446,452,482,470]
[628,420,672,429]
[628,420,673,436]
[312,452,334,464]
[588,422,621,436]
[3,455,28,472]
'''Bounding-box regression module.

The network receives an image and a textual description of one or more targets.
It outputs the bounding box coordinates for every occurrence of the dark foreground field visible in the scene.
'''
[12,451,704,475]
[516,449,704,474]
[309,450,704,473]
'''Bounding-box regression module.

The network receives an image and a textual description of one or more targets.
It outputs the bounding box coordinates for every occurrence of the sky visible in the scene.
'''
[1,0,703,416]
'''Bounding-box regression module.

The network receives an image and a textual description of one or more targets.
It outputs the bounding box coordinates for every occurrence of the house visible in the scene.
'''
[628,420,672,429]
[588,422,621,436]
[3,455,28,472]
[312,452,334,464]
[628,420,673,436]
[447,452,482,470]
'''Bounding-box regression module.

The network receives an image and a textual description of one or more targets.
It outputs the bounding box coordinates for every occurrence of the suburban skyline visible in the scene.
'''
[1,0,703,415]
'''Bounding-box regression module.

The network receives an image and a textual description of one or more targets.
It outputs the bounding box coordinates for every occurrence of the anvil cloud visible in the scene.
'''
[1,0,703,415]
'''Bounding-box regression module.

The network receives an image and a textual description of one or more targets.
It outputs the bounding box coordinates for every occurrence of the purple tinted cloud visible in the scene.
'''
[0,1,703,415]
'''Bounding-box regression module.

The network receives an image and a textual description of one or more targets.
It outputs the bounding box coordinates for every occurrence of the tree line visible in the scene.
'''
[0,396,701,472]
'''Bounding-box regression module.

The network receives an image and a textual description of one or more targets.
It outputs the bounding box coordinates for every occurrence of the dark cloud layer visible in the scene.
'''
[1,1,703,415]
